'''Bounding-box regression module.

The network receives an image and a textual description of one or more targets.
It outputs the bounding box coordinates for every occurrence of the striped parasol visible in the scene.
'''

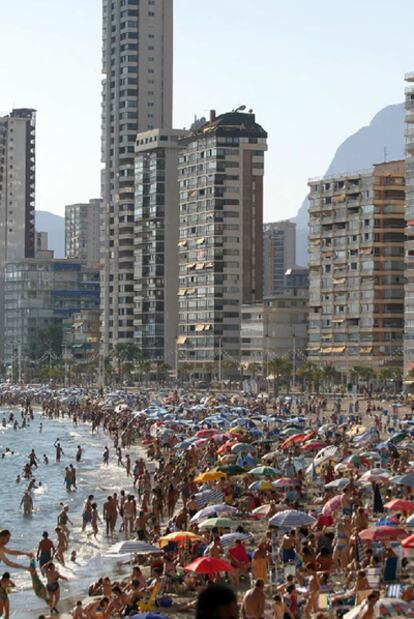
[269,509,316,528]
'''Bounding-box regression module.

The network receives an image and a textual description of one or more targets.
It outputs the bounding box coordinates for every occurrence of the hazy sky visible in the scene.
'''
[1,0,413,221]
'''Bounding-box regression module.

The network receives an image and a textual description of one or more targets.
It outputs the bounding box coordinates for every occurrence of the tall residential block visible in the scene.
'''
[308,161,405,373]
[404,72,414,376]
[0,108,36,359]
[134,128,187,367]
[65,199,101,266]
[177,110,267,374]
[263,220,296,296]
[100,0,173,353]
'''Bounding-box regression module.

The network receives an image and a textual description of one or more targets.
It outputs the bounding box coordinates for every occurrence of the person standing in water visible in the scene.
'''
[0,530,32,571]
[54,441,64,463]
[20,491,33,517]
[37,532,55,571]
[75,445,82,463]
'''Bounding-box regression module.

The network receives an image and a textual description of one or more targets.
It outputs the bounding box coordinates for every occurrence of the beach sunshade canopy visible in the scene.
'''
[194,470,225,482]
[248,480,273,491]
[190,504,238,523]
[184,556,234,574]
[216,464,245,475]
[384,498,414,512]
[402,533,414,548]
[391,473,414,488]
[158,531,201,547]
[269,509,316,528]
[325,478,349,490]
[322,495,342,516]
[198,517,240,529]
[273,477,295,488]
[220,532,252,547]
[359,526,408,541]
[248,466,279,477]
[314,445,338,465]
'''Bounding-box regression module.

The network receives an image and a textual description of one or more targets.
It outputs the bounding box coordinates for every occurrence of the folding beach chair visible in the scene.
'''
[138,580,161,612]
[386,583,402,598]
[366,566,381,589]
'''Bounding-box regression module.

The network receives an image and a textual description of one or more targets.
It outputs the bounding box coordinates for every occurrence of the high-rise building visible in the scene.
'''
[308,161,405,373]
[404,72,414,377]
[100,0,173,353]
[177,110,267,375]
[263,220,296,296]
[35,231,49,255]
[4,258,100,366]
[0,108,36,359]
[65,199,101,266]
[134,128,187,367]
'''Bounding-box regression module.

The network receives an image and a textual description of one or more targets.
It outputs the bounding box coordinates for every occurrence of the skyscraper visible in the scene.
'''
[404,71,414,377]
[177,110,267,375]
[134,128,187,367]
[101,0,173,353]
[0,108,36,359]
[263,220,296,296]
[65,199,101,266]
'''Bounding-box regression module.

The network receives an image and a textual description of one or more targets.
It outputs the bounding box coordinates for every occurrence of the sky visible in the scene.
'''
[1,0,413,222]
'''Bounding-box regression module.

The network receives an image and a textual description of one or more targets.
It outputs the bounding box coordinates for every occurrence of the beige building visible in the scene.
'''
[177,110,267,375]
[65,199,101,266]
[404,71,414,376]
[100,0,173,353]
[134,128,187,367]
[308,161,405,373]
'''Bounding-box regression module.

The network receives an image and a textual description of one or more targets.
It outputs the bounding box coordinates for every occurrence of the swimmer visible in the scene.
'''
[43,454,49,465]
[20,491,33,517]
[75,445,82,463]
[39,422,43,433]
[54,440,64,463]
[15,476,21,484]
[70,550,77,563]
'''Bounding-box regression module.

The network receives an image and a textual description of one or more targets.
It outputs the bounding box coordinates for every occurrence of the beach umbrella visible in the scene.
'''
[107,541,163,555]
[217,440,238,455]
[344,598,414,619]
[195,429,217,438]
[388,431,408,445]
[346,425,367,437]
[248,466,279,477]
[402,534,414,549]
[199,517,240,529]
[184,556,234,574]
[359,451,381,461]
[314,445,338,466]
[194,489,224,507]
[322,495,342,516]
[325,478,349,490]
[216,464,245,475]
[190,504,238,523]
[279,427,301,437]
[280,433,308,449]
[248,480,273,492]
[219,454,237,464]
[159,532,201,547]
[359,526,408,541]
[273,477,295,488]
[384,498,414,512]
[252,504,275,519]
[269,509,315,528]
[391,473,414,488]
[220,532,252,547]
[194,470,225,483]
[130,614,169,619]
[262,450,279,462]
[231,442,254,454]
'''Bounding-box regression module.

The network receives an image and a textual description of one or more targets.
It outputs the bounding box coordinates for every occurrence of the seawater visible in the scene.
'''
[0,407,137,617]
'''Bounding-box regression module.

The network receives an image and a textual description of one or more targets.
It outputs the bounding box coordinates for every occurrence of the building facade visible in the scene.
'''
[308,161,405,373]
[65,199,101,266]
[100,0,173,353]
[177,110,267,374]
[241,284,308,371]
[63,309,100,363]
[134,128,187,367]
[263,220,296,296]
[0,108,36,358]
[404,72,414,376]
[4,258,99,365]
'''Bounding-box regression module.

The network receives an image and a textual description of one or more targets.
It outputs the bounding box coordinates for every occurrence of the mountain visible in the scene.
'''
[35,210,65,258]
[292,103,405,265]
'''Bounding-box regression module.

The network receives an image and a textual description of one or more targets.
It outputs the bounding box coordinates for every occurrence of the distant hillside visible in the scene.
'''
[35,210,65,258]
[292,103,405,265]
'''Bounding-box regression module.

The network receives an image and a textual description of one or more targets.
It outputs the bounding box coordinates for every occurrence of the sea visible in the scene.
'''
[0,406,140,617]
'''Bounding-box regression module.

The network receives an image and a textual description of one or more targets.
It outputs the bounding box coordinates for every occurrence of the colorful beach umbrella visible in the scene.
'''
[248,466,279,477]
[194,470,225,483]
[159,532,201,547]
[190,504,238,523]
[248,480,273,492]
[184,556,234,574]
[198,517,240,529]
[391,473,414,488]
[216,464,245,475]
[314,445,338,465]
[273,477,295,488]
[384,498,414,512]
[359,526,407,541]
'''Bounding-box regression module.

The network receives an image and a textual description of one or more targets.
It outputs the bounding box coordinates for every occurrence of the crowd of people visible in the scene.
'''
[0,386,414,618]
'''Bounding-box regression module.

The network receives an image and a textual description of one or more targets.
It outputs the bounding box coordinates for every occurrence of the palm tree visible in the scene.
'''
[267,357,292,396]
[112,343,141,382]
[378,368,392,390]
[321,365,340,392]
[248,362,262,378]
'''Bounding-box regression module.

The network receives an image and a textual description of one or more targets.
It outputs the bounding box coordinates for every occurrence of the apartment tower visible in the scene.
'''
[177,110,267,375]
[134,128,187,367]
[0,108,36,359]
[404,72,414,377]
[100,0,173,353]
[263,220,296,296]
[308,161,405,373]
[65,199,102,266]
